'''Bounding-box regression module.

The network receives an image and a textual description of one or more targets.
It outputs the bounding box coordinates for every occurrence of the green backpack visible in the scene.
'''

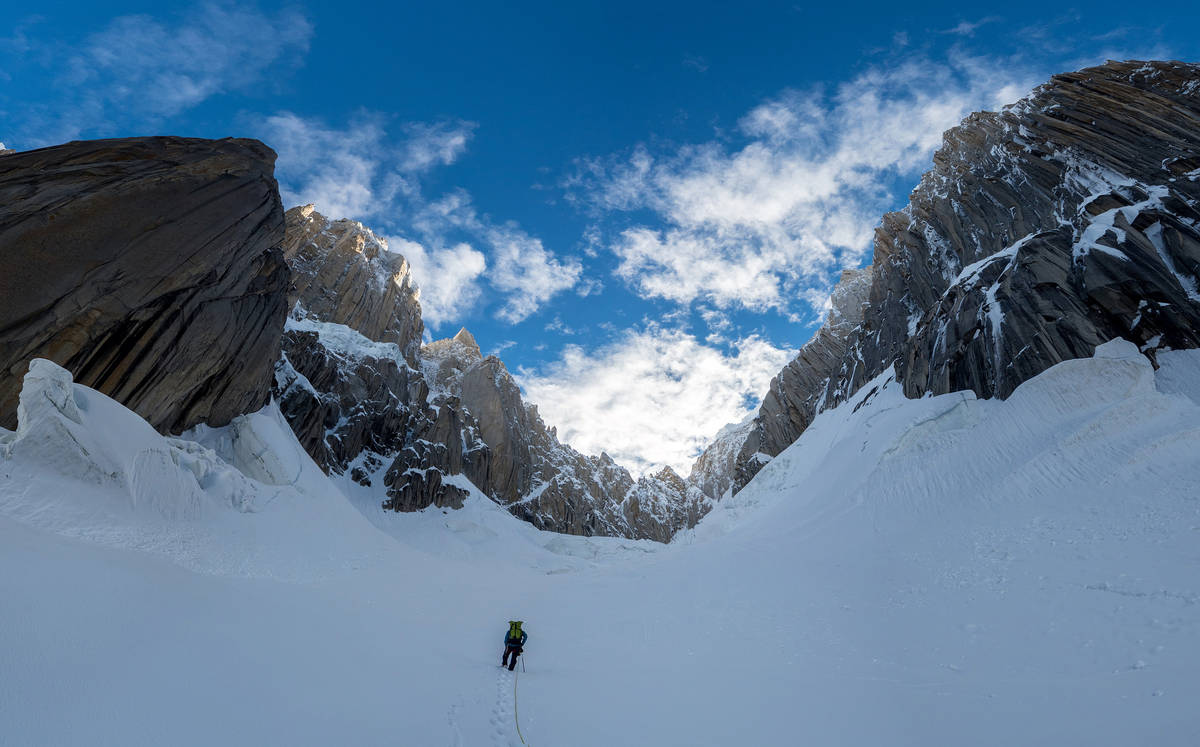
[507,620,524,643]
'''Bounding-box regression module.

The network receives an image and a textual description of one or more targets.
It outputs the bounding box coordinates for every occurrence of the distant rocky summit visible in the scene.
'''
[716,60,1200,495]
[0,136,289,433]
[272,206,708,540]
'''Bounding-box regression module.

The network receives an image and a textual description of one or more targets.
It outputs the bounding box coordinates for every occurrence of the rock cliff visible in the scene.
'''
[272,206,706,541]
[283,205,424,366]
[720,60,1200,493]
[0,136,289,433]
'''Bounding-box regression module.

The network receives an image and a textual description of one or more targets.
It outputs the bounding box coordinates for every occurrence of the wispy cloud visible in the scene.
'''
[518,327,795,476]
[399,121,477,172]
[259,112,580,327]
[939,17,1001,36]
[386,235,487,327]
[566,51,1037,324]
[1,3,312,146]
[260,111,411,222]
[544,315,580,335]
[260,112,486,326]
[488,227,583,323]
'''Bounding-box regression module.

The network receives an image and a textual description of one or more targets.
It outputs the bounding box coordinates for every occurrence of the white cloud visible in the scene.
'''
[488,226,583,323]
[260,113,490,324]
[519,327,795,476]
[488,340,517,357]
[399,121,476,172]
[261,112,402,222]
[386,236,487,327]
[940,17,1000,36]
[260,112,478,222]
[544,316,578,335]
[3,3,312,145]
[568,52,1041,319]
[575,276,604,297]
[260,112,578,326]
[409,190,582,323]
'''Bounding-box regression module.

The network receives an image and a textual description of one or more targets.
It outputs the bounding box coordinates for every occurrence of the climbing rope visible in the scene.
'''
[513,665,527,745]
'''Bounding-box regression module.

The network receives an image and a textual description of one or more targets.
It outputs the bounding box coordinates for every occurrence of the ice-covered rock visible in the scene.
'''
[687,414,756,500]
[720,60,1200,494]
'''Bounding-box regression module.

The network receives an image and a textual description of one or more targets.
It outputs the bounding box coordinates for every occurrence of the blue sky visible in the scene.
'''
[3,1,1197,474]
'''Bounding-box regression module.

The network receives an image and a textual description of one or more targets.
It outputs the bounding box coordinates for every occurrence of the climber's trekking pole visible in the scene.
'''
[521,655,526,673]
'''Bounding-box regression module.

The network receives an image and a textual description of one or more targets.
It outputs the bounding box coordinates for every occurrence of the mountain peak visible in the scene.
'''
[452,327,481,356]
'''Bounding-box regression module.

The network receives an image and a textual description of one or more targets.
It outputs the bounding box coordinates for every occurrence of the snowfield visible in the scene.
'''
[2,340,1199,745]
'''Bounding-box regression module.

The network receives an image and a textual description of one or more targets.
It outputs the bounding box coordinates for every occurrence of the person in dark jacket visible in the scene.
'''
[502,620,527,671]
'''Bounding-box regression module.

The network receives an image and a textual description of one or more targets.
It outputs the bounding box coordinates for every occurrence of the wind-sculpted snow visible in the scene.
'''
[0,359,394,579]
[2,341,1198,744]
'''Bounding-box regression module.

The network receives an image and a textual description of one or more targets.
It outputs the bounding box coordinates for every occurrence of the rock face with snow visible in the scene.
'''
[274,317,432,479]
[0,136,290,434]
[687,415,756,501]
[729,266,873,495]
[272,207,434,480]
[272,206,707,540]
[271,208,483,510]
[282,205,424,366]
[416,337,710,538]
[724,60,1200,492]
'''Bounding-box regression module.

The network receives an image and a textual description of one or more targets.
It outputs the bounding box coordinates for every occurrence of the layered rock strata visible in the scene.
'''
[0,136,289,433]
[723,60,1200,493]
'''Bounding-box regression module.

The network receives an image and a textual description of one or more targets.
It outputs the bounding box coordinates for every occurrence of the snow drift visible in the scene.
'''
[2,342,1199,745]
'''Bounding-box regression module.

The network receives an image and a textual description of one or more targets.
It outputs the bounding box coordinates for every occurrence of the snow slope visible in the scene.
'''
[2,341,1199,745]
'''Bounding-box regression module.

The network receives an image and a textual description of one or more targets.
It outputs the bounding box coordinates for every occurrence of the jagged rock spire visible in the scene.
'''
[452,327,481,356]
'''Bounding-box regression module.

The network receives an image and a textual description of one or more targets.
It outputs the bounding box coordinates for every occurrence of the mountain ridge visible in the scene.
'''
[273,205,709,541]
[1,60,1198,541]
[716,59,1200,495]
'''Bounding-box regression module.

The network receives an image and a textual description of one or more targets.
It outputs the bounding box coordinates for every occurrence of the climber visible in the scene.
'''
[501,620,527,671]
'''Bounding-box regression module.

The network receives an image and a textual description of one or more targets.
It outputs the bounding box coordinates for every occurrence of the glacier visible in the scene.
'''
[1,340,1198,745]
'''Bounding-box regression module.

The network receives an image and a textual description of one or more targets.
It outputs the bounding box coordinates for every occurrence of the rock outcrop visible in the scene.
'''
[728,266,873,495]
[720,60,1200,493]
[283,205,424,366]
[687,414,756,501]
[271,206,706,540]
[0,136,289,433]
[422,345,710,539]
[273,207,434,479]
[274,317,433,477]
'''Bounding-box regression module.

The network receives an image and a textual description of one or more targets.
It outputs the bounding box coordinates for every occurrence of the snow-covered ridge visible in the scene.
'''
[0,358,658,578]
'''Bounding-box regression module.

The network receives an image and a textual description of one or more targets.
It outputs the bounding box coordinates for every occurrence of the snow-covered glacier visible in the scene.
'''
[1,340,1198,745]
